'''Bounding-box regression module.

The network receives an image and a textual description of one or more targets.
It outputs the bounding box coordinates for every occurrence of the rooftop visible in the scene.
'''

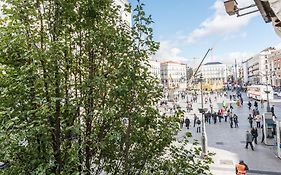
[161,61,185,65]
[204,62,223,65]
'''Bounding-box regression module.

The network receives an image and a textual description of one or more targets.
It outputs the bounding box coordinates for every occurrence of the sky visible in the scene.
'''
[129,0,281,66]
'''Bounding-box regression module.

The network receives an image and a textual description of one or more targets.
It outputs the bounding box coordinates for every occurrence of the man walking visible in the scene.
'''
[234,114,239,128]
[193,114,198,127]
[196,119,201,133]
[254,100,258,110]
[248,114,253,128]
[230,115,234,128]
[255,114,261,128]
[180,117,184,129]
[185,117,190,129]
[247,101,252,110]
[245,130,254,151]
[235,160,249,175]
[251,127,258,144]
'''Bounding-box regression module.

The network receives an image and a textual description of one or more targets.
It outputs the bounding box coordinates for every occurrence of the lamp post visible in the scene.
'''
[265,72,271,112]
[261,71,275,112]
[199,74,207,156]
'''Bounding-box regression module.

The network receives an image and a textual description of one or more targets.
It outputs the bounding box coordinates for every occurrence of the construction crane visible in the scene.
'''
[186,48,213,90]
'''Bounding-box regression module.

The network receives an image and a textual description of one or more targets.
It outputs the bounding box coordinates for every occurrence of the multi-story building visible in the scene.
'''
[242,60,249,84]
[147,60,161,80]
[160,61,187,90]
[268,50,281,86]
[201,62,227,85]
[242,47,276,84]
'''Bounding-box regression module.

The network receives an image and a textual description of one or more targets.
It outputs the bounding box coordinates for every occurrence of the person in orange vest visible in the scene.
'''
[235,160,249,175]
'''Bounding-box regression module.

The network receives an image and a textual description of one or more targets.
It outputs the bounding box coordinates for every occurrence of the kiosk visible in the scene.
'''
[263,112,275,145]
[276,121,281,159]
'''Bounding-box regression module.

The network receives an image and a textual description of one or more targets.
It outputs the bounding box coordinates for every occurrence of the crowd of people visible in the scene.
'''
[178,90,243,133]
[167,88,278,175]
[174,89,277,152]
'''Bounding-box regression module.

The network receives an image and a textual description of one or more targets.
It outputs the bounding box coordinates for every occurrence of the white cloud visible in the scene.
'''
[152,40,186,62]
[186,0,257,44]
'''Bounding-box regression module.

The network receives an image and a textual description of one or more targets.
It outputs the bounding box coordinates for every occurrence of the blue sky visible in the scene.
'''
[129,0,281,66]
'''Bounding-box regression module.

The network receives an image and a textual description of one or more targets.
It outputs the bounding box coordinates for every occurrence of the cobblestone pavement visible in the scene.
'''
[171,92,281,175]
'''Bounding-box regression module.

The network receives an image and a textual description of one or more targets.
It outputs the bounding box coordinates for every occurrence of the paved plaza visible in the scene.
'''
[172,92,281,175]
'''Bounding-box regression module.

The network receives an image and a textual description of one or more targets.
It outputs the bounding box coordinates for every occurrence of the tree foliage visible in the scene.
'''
[0,0,213,174]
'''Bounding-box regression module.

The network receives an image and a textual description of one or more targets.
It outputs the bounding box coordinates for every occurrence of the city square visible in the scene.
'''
[168,91,281,175]
[1,0,281,175]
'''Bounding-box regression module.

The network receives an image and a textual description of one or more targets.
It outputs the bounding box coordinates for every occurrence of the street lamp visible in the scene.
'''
[224,0,281,37]
[198,74,207,156]
[259,71,275,112]
[265,72,271,112]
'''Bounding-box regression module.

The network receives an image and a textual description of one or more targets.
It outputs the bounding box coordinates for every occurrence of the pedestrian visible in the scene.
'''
[207,112,211,124]
[180,117,184,129]
[204,113,208,123]
[235,160,249,175]
[236,100,240,107]
[245,130,254,151]
[230,94,232,101]
[271,105,275,117]
[248,114,253,128]
[240,97,244,105]
[210,104,213,113]
[230,115,234,128]
[254,100,258,110]
[224,111,229,122]
[251,127,258,144]
[212,113,217,124]
[234,114,239,128]
[230,104,234,112]
[255,114,261,128]
[193,114,197,127]
[222,101,226,108]
[196,119,201,133]
[185,117,190,129]
[218,112,222,123]
[252,108,256,117]
[247,101,252,110]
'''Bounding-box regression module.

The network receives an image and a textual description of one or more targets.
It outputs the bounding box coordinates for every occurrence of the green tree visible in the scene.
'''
[0,0,213,174]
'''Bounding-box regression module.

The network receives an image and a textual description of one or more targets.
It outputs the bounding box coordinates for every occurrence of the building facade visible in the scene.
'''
[201,62,227,85]
[242,47,276,85]
[160,61,187,90]
[268,50,281,86]
[147,60,161,80]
